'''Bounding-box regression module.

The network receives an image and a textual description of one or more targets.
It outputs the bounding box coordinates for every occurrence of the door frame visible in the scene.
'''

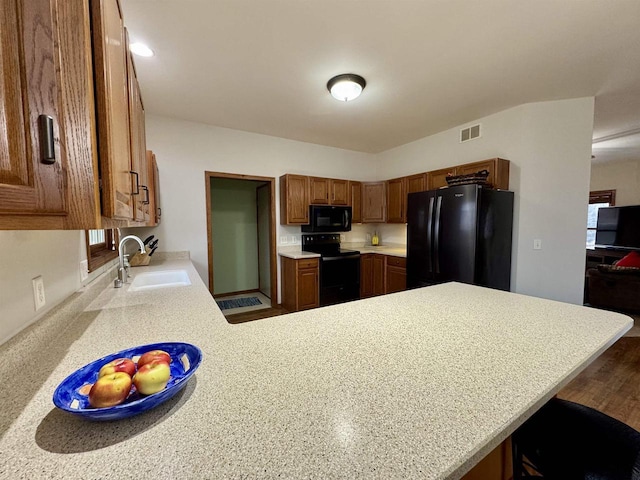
[205,171,278,304]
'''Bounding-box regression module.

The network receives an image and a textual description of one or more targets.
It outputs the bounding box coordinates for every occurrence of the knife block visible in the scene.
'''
[129,247,151,267]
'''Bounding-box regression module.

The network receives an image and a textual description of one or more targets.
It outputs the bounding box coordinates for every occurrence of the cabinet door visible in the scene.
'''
[126,42,148,223]
[458,158,510,190]
[406,173,427,195]
[427,167,458,190]
[373,255,385,296]
[385,256,407,294]
[386,177,405,223]
[280,174,309,224]
[310,177,329,205]
[362,182,386,223]
[330,179,349,205]
[350,181,362,223]
[0,0,66,216]
[146,150,160,226]
[92,0,134,220]
[298,267,319,310]
[360,254,373,298]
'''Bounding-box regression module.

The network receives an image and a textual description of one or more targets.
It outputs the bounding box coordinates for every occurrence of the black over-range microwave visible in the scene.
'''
[301,205,352,233]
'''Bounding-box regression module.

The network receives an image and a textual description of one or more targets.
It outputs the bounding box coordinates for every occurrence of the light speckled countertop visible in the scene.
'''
[0,258,631,479]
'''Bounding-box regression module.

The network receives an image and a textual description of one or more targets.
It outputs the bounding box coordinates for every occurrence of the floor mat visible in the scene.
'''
[216,296,262,310]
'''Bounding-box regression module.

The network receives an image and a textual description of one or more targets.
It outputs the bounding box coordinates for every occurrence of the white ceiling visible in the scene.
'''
[121,0,640,160]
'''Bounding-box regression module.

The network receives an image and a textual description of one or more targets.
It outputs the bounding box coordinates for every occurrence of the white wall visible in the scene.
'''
[0,231,115,345]
[141,114,378,301]
[590,159,640,206]
[376,97,595,304]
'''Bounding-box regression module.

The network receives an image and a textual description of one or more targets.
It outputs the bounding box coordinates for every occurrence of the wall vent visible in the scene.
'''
[460,124,481,143]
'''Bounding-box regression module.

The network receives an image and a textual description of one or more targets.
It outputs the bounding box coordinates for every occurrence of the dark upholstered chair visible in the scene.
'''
[512,398,640,479]
[586,267,640,313]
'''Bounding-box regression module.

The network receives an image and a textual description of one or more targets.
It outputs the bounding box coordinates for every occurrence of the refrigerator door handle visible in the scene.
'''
[434,195,442,274]
[426,196,435,273]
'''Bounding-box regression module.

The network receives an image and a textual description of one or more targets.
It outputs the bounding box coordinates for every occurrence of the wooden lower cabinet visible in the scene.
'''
[385,256,406,294]
[361,254,386,297]
[362,254,406,297]
[461,437,512,480]
[360,254,373,298]
[281,256,319,312]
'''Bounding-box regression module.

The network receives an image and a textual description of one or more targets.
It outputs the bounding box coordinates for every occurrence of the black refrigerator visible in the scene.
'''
[407,184,514,291]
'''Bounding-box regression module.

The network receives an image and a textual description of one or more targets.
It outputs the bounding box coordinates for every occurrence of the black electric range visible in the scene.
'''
[302,234,360,306]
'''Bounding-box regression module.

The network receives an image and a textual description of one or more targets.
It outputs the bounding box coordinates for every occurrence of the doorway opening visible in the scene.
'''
[205,172,277,316]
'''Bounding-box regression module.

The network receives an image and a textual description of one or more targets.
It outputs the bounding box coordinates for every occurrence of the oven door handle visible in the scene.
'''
[322,254,361,261]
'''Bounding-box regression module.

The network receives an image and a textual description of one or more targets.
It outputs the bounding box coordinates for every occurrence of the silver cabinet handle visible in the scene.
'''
[38,115,55,164]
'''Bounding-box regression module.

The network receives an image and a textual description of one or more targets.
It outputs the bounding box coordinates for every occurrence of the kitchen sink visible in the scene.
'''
[129,270,191,291]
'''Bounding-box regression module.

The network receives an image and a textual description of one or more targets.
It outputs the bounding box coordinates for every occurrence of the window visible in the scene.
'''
[587,190,616,247]
[85,229,119,272]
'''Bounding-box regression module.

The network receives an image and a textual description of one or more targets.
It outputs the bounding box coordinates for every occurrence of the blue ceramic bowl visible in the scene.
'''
[53,342,202,421]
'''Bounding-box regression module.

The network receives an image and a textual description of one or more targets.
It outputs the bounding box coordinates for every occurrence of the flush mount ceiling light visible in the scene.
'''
[327,74,366,102]
[129,42,154,57]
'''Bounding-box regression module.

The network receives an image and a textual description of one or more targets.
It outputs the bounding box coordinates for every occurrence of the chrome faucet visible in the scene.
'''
[114,235,146,288]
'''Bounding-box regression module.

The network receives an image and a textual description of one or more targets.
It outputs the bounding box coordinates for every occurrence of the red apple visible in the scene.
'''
[98,357,136,378]
[137,350,171,369]
[133,360,171,395]
[88,372,132,408]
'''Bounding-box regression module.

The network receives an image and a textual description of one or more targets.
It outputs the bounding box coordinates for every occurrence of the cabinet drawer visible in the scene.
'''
[386,256,406,268]
[298,258,319,269]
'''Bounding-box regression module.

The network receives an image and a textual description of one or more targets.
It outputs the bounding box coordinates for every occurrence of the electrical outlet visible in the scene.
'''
[32,276,46,311]
[80,260,89,281]
[533,239,542,250]
[290,235,299,245]
[340,234,346,242]
[280,236,288,245]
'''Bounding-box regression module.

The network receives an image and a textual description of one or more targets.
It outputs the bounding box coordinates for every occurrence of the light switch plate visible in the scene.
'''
[80,260,89,281]
[32,276,46,311]
[533,239,542,250]
[280,236,288,245]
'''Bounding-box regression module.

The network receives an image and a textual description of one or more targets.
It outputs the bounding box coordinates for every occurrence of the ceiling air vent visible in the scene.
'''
[460,124,481,143]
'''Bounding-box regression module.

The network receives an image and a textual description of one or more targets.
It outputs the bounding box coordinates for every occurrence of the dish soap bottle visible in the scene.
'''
[372,232,379,246]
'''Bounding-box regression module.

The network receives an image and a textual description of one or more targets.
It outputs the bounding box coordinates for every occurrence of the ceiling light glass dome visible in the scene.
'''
[327,74,366,102]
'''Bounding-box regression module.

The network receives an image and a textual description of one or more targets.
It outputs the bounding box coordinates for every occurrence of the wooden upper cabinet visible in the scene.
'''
[310,177,349,205]
[126,38,148,223]
[406,173,427,195]
[457,158,510,190]
[92,0,134,220]
[0,0,66,218]
[330,179,349,205]
[386,177,406,223]
[280,174,309,225]
[310,177,329,205]
[350,181,362,223]
[428,166,458,190]
[146,150,160,226]
[362,182,386,223]
[0,0,100,230]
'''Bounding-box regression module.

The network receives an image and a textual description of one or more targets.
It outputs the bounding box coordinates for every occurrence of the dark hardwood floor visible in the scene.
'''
[558,313,640,430]
[225,305,289,324]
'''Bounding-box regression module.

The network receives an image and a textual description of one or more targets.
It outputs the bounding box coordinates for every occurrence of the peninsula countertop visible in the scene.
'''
[0,258,631,479]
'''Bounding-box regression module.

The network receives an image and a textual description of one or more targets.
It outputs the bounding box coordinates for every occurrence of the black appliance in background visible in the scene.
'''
[302,234,360,306]
[407,184,514,291]
[301,205,352,233]
[595,205,640,250]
